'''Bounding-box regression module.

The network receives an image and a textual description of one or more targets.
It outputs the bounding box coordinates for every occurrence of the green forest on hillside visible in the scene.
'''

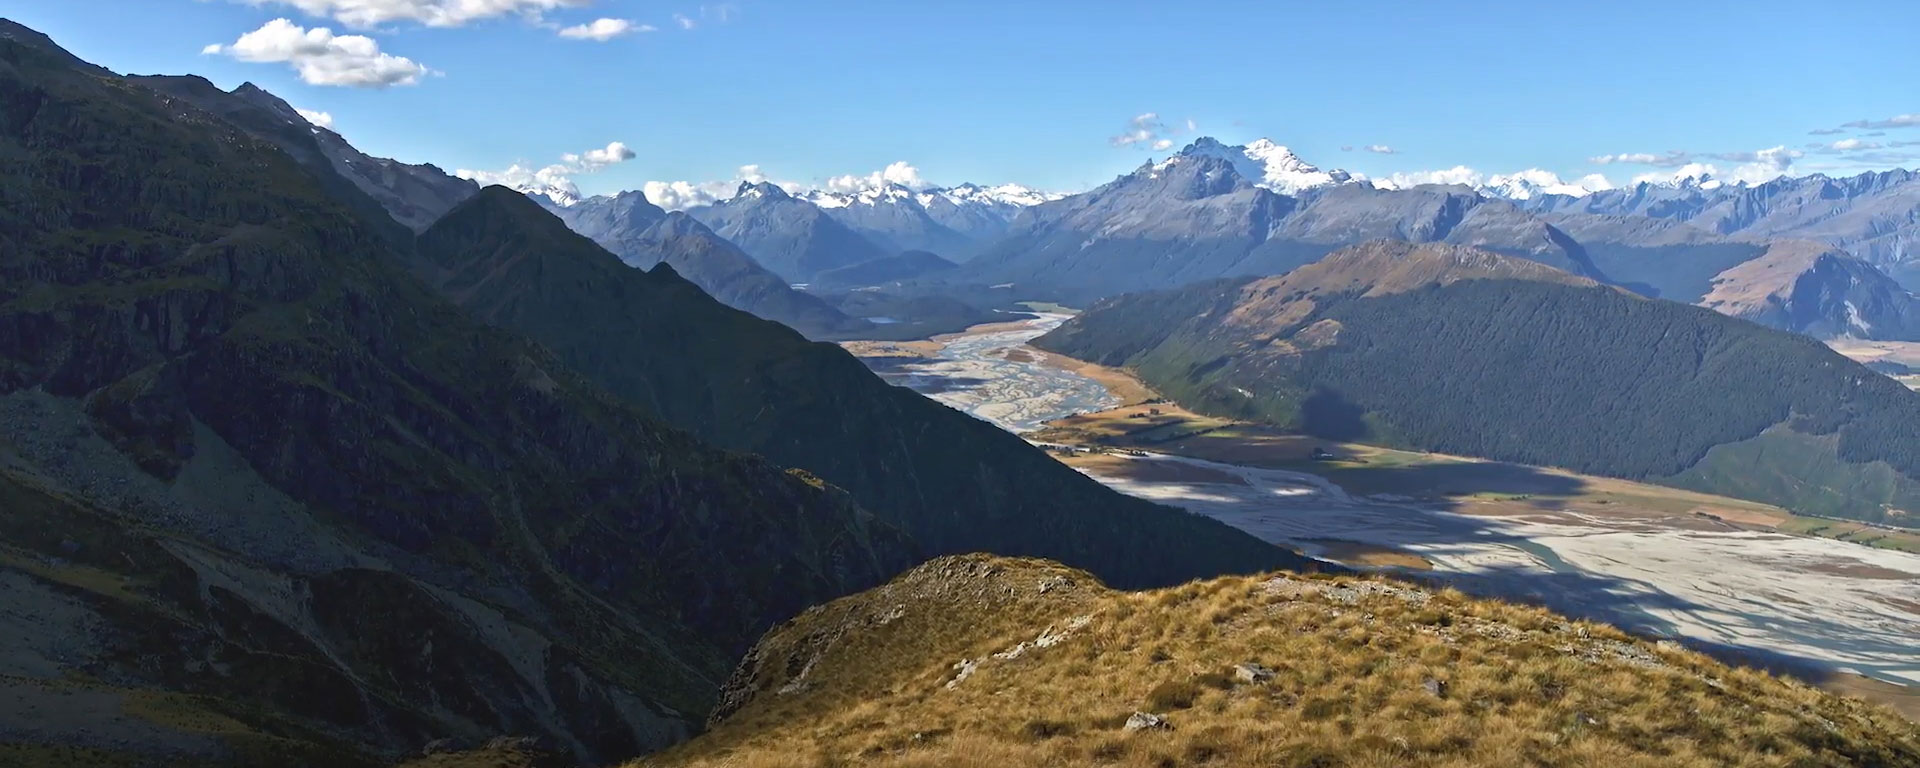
[1039,278,1920,525]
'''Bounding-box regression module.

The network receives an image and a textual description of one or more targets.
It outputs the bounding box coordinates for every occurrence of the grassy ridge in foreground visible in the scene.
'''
[627,555,1920,768]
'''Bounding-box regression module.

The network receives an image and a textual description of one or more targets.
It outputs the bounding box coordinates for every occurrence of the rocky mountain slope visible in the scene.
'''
[634,554,1920,768]
[960,140,1606,304]
[803,184,976,258]
[235,83,479,232]
[1698,241,1920,340]
[0,27,918,765]
[947,138,1920,341]
[685,183,890,282]
[131,73,478,232]
[1522,170,1920,290]
[546,192,871,338]
[413,187,1313,591]
[1035,242,1920,525]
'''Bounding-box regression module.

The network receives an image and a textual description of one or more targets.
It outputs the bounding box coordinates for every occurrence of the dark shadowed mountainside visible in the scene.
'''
[547,191,872,338]
[0,25,915,765]
[414,187,1315,592]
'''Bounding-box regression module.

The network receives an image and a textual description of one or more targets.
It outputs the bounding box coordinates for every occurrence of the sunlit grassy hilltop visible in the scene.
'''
[620,555,1919,768]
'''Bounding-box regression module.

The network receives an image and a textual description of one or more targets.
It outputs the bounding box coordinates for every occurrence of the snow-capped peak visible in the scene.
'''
[1481,169,1616,200]
[1156,137,1354,195]
[805,182,1058,211]
[520,183,581,208]
[733,180,790,201]
[935,182,1057,208]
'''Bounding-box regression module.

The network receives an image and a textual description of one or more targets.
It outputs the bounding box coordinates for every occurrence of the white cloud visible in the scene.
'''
[642,180,726,210]
[1363,144,1397,154]
[459,162,583,201]
[1632,162,1720,186]
[1714,145,1800,184]
[673,13,696,29]
[1589,151,1693,167]
[232,0,591,28]
[295,107,335,128]
[643,165,805,210]
[204,18,429,88]
[456,140,637,203]
[563,141,637,169]
[1842,114,1920,130]
[558,18,649,40]
[1372,166,1614,198]
[1109,112,1196,150]
[824,161,929,193]
[1827,138,1882,151]
[1592,145,1800,186]
[1373,165,1482,188]
[1808,128,1846,136]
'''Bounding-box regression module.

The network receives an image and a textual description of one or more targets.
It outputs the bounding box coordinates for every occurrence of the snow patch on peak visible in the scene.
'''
[1373,167,1615,200]
[934,183,1058,208]
[521,183,581,208]
[1484,169,1615,200]
[807,182,1059,212]
[734,181,790,201]
[1159,137,1355,195]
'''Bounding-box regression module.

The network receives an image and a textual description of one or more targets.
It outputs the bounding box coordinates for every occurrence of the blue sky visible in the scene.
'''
[11,0,1920,201]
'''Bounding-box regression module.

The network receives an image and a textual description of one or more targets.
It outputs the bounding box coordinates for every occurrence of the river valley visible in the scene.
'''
[846,313,1920,701]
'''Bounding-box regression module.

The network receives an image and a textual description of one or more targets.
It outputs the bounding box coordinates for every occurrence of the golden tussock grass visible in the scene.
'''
[630,555,1920,768]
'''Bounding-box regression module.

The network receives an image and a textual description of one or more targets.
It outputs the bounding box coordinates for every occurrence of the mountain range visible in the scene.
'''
[948,138,1920,342]
[508,137,1920,345]
[537,190,874,338]
[0,21,1307,765]
[802,182,1057,259]
[1034,241,1920,526]
[1520,169,1920,290]
[9,16,1920,768]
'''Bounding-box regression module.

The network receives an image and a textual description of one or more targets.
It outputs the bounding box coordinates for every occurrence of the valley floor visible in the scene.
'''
[1830,339,1920,391]
[845,315,1920,719]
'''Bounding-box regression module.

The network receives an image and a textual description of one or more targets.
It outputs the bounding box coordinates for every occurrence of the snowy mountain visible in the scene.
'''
[960,139,1600,302]
[684,182,891,282]
[802,182,1058,260]
[951,136,1920,341]
[1163,137,1355,194]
